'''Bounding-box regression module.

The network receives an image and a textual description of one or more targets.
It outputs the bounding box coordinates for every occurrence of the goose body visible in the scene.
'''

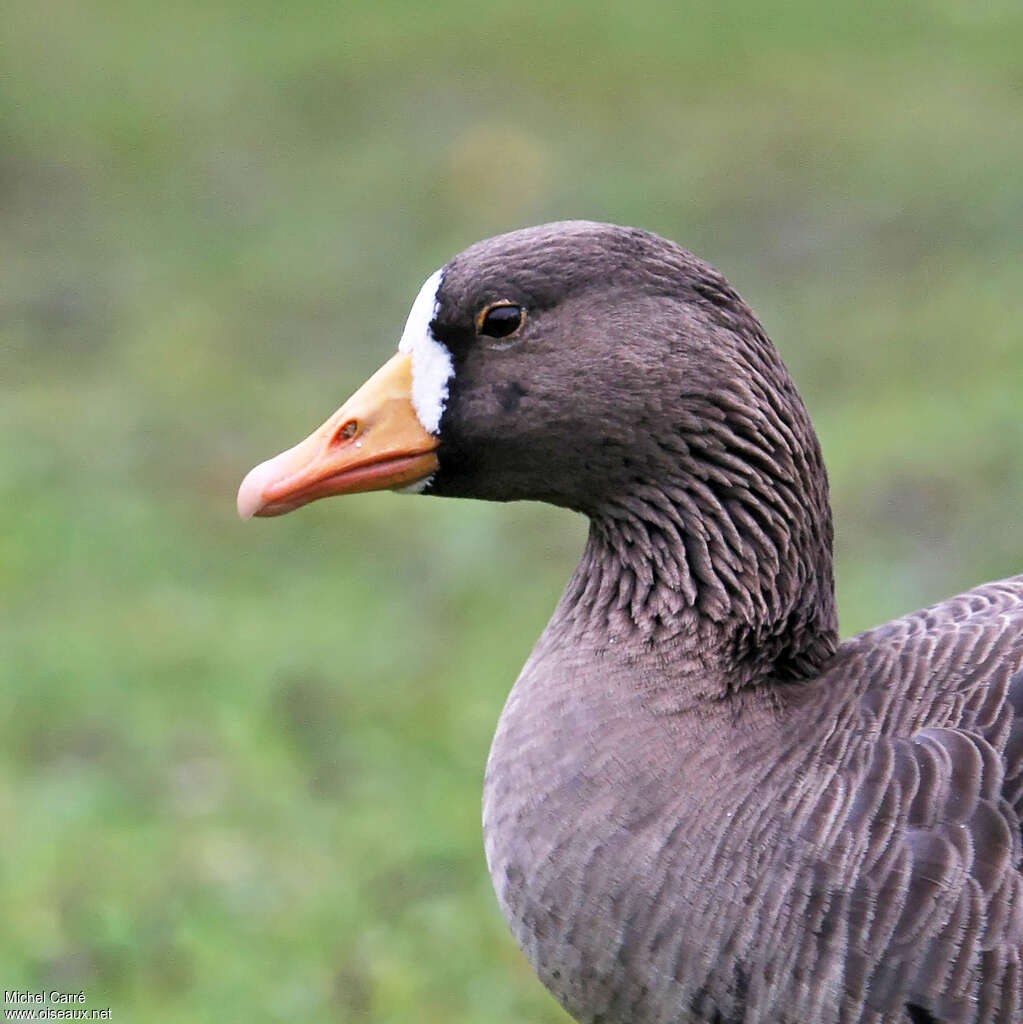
[238,222,1023,1023]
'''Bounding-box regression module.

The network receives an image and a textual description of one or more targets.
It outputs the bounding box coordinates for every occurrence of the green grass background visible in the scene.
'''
[3,1,1022,1020]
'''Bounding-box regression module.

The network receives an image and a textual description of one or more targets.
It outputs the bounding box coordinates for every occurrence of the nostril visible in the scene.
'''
[331,419,359,446]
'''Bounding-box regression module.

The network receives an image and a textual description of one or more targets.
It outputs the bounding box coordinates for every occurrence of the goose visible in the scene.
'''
[238,221,1023,1023]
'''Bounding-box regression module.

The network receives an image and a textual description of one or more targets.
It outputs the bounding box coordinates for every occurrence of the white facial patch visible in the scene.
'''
[398,268,452,436]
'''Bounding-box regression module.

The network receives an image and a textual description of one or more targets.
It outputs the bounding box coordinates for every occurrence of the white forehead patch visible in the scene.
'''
[398,268,452,436]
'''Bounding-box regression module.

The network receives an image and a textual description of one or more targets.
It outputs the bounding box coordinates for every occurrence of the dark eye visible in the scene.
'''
[478,302,524,339]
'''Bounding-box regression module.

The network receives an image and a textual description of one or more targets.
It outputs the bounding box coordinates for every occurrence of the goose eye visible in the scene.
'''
[478,303,524,339]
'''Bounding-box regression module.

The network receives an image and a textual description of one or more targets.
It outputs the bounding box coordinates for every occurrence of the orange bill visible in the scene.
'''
[237,351,439,518]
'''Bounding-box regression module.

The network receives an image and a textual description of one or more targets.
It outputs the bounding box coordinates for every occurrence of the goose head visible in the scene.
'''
[238,221,837,680]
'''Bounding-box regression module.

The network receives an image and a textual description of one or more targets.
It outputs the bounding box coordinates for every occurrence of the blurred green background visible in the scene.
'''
[3,1,1022,1020]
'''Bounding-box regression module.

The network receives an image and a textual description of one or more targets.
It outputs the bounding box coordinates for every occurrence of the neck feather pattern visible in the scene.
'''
[561,368,838,693]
